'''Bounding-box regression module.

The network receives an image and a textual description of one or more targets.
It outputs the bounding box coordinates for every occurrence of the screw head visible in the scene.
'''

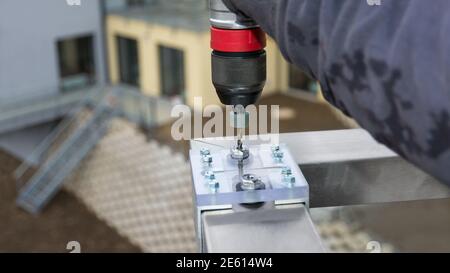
[273,150,284,160]
[283,175,296,185]
[241,173,261,190]
[230,145,249,160]
[271,145,280,153]
[281,167,292,176]
[209,179,219,193]
[271,145,283,161]
[200,148,210,156]
[242,173,260,183]
[204,170,215,180]
[202,154,213,164]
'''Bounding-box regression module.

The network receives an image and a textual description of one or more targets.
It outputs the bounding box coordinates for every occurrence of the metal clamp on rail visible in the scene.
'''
[189,140,324,253]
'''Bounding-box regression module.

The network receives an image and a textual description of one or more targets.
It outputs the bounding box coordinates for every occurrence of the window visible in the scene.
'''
[288,64,318,95]
[159,45,185,101]
[117,36,140,87]
[57,35,96,91]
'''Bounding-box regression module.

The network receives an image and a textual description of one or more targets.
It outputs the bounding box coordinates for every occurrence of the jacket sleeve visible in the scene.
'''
[228,0,450,185]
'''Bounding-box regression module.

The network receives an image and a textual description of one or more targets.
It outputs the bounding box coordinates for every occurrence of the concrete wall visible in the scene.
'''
[106,14,288,107]
[0,0,106,100]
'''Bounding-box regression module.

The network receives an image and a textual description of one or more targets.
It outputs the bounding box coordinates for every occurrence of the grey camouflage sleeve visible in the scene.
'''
[227,0,450,185]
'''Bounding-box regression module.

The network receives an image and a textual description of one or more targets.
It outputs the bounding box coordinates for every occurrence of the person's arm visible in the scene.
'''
[226,0,450,185]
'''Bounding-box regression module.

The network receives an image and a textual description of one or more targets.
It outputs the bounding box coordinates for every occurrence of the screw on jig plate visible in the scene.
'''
[272,145,284,162]
[200,147,210,156]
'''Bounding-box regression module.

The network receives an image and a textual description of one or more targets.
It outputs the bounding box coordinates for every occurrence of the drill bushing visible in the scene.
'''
[210,27,267,107]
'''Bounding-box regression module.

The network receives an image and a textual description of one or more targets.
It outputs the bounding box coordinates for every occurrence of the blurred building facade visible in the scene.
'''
[0,0,332,160]
[0,0,323,108]
[0,0,106,159]
[104,0,322,107]
[0,0,106,100]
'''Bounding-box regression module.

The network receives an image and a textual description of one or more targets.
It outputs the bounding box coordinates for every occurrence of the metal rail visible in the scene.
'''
[0,86,102,135]
[202,204,325,253]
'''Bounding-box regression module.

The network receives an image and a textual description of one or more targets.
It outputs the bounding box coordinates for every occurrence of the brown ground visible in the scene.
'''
[0,151,140,252]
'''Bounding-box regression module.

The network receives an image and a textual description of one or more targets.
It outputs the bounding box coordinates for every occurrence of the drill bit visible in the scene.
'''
[233,105,247,181]
[237,126,244,150]
[234,105,245,150]
[238,158,244,179]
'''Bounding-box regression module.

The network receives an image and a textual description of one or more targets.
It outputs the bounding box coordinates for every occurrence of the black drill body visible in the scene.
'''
[209,0,267,107]
[212,49,266,107]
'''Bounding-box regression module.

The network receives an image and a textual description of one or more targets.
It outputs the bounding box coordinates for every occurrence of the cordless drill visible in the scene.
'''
[209,0,267,107]
[209,0,267,186]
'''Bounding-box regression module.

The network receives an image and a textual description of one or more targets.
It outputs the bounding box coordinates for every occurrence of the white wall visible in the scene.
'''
[0,0,106,100]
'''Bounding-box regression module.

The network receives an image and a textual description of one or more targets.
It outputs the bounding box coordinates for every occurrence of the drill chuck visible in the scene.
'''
[209,0,267,106]
[210,27,267,107]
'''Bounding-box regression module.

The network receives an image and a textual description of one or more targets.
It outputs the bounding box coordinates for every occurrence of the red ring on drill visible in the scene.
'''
[211,27,266,52]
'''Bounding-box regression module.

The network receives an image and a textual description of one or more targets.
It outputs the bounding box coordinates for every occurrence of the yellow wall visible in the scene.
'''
[107,15,287,107]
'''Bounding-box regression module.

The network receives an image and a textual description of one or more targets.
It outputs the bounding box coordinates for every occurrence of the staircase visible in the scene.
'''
[16,102,117,213]
[14,85,168,214]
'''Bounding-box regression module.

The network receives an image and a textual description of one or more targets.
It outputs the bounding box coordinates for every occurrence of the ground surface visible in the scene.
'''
[0,151,140,252]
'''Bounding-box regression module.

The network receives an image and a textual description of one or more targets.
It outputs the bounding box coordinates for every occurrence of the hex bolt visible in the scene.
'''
[204,170,216,180]
[273,150,284,162]
[209,179,220,193]
[271,144,284,162]
[200,148,210,156]
[271,145,280,154]
[283,174,296,186]
[202,154,213,166]
[273,149,283,157]
[281,166,292,176]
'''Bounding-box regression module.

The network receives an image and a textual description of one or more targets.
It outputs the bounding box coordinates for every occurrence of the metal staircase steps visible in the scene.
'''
[14,86,167,214]
[16,105,116,213]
